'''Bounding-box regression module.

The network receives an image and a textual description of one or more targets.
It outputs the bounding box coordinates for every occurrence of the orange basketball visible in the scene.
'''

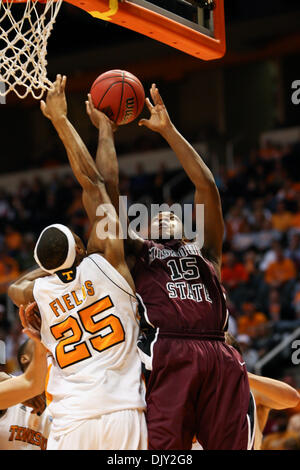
[90,70,145,125]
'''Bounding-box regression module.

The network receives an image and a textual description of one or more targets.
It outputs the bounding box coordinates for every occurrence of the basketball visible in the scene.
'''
[90,70,145,125]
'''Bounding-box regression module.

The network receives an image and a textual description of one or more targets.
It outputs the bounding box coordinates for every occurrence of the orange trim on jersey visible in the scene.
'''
[45,364,53,406]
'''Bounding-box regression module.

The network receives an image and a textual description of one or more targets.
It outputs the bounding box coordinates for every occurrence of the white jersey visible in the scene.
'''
[0,404,52,450]
[34,253,146,436]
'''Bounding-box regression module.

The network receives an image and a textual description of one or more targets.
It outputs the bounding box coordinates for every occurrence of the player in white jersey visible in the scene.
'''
[8,75,147,450]
[0,313,47,411]
[0,339,52,450]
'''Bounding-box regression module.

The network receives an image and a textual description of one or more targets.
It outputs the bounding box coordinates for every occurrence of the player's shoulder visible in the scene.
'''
[85,253,136,297]
[0,372,11,383]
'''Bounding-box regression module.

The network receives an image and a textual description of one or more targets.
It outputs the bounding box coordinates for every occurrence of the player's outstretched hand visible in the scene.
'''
[138,83,172,135]
[40,74,67,122]
[86,94,118,132]
[19,302,42,343]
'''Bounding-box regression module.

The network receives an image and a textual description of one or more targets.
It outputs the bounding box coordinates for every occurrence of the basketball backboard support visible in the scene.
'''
[67,0,226,60]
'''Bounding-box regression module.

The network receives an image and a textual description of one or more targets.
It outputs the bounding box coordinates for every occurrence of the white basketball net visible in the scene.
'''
[0,0,63,99]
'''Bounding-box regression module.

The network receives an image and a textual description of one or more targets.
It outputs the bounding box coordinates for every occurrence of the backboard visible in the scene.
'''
[68,0,226,60]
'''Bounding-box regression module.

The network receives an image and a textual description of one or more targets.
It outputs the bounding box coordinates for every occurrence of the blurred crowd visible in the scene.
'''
[0,135,300,448]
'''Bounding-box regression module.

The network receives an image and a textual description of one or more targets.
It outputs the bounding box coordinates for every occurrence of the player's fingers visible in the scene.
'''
[111,122,118,133]
[26,301,37,313]
[40,100,47,116]
[28,316,40,332]
[154,87,165,106]
[22,328,41,343]
[150,83,157,104]
[138,119,150,128]
[88,94,95,110]
[85,100,91,115]
[156,104,165,114]
[55,74,61,92]
[19,305,27,330]
[61,75,67,92]
[25,302,38,325]
[145,97,153,112]
[33,314,41,330]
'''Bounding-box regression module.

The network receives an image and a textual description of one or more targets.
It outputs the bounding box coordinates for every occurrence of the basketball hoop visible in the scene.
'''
[0,0,63,99]
[0,0,225,100]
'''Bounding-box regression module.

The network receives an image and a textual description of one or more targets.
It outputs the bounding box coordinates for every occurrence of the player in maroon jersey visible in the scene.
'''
[85,87,252,450]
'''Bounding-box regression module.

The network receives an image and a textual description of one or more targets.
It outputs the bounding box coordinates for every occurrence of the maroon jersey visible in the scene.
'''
[133,239,228,333]
[134,239,251,450]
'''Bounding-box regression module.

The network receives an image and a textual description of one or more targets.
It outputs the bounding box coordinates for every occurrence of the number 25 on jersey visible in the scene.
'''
[50,295,125,369]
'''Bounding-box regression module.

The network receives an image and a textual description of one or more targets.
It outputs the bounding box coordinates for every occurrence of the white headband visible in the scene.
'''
[34,224,76,274]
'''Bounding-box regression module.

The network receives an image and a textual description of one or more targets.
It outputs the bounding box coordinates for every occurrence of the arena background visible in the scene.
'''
[0,0,300,450]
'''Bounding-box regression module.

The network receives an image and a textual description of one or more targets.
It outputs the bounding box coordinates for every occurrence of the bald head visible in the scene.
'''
[17,339,34,372]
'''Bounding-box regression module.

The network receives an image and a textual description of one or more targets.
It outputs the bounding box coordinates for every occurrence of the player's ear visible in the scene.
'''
[75,244,85,256]
[20,353,30,368]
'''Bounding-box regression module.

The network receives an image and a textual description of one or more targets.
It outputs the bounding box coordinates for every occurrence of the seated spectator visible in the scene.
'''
[237,301,268,338]
[261,411,300,450]
[259,240,282,272]
[225,205,247,242]
[4,225,22,255]
[265,245,297,289]
[276,178,298,206]
[293,289,300,319]
[0,250,20,295]
[253,219,280,251]
[259,141,283,161]
[287,413,300,434]
[236,334,259,372]
[271,201,292,233]
[231,221,255,252]
[15,233,35,272]
[282,436,300,450]
[268,289,282,322]
[0,304,10,333]
[283,377,300,417]
[290,199,300,230]
[243,250,257,277]
[285,233,300,270]
[130,163,151,201]
[221,252,249,291]
[248,198,272,224]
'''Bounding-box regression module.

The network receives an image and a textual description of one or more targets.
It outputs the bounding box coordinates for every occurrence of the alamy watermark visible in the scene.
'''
[0,340,6,365]
[291,80,300,105]
[0,81,6,104]
[95,197,204,246]
[0,58,6,105]
[291,339,300,365]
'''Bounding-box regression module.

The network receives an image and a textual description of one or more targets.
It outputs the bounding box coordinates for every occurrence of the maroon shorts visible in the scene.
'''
[146,334,251,450]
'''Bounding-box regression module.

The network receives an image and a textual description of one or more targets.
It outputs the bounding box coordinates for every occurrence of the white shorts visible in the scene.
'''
[47,409,147,450]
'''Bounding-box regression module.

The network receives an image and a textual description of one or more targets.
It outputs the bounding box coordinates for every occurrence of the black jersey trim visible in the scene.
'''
[247,391,256,450]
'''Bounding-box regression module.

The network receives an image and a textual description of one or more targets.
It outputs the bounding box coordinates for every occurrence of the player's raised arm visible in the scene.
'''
[0,304,47,409]
[248,372,300,410]
[139,84,224,276]
[8,267,48,307]
[86,94,144,257]
[41,75,135,290]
